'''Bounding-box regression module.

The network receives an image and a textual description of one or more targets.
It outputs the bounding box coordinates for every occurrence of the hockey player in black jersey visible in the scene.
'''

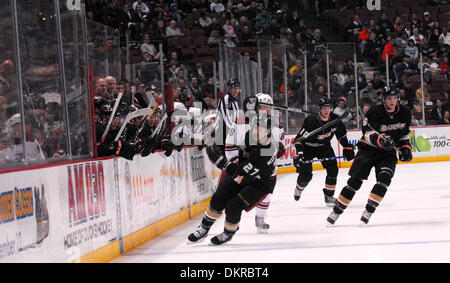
[293,97,355,207]
[187,115,278,246]
[327,88,413,225]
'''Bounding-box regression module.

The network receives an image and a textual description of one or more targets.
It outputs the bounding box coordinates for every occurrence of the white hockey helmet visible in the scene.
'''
[256,93,273,106]
[7,113,21,128]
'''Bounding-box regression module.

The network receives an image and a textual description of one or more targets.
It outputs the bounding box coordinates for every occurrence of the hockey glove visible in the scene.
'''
[398,144,413,162]
[371,133,395,151]
[206,144,228,170]
[117,141,136,160]
[293,152,304,168]
[342,144,355,161]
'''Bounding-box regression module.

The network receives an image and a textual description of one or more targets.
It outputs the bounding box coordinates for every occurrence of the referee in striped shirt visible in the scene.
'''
[217,79,241,147]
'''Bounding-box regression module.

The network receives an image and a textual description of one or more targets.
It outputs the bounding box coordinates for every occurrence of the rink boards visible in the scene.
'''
[1,126,450,262]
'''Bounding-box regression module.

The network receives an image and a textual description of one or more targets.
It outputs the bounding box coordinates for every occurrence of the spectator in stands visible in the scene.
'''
[431,99,444,122]
[429,28,441,49]
[379,12,393,33]
[346,14,363,41]
[330,75,343,102]
[312,28,326,44]
[199,12,212,28]
[202,76,218,98]
[359,103,371,127]
[315,0,337,22]
[439,26,450,47]
[356,66,367,89]
[395,32,409,54]
[395,55,416,84]
[381,35,397,64]
[362,31,382,66]
[168,51,179,65]
[151,20,166,42]
[371,73,386,95]
[443,110,450,124]
[166,64,178,82]
[404,39,420,63]
[409,27,425,45]
[238,25,256,47]
[256,8,272,29]
[332,64,348,87]
[440,56,449,78]
[223,34,237,48]
[422,11,437,35]
[140,34,161,61]
[223,19,237,38]
[207,29,221,46]
[165,20,184,37]
[416,82,432,106]
[132,0,150,14]
[333,97,354,127]
[422,56,440,83]
[169,3,186,22]
[409,13,422,31]
[210,0,225,13]
[359,81,379,107]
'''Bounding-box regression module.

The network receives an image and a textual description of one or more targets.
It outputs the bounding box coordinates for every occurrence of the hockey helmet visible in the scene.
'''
[381,87,399,100]
[318,97,332,108]
[227,79,241,89]
[6,113,21,128]
[256,93,273,106]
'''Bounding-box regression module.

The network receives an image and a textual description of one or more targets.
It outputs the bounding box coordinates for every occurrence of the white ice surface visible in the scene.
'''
[112,161,450,263]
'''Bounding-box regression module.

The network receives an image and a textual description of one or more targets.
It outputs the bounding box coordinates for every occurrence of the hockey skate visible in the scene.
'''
[360,209,373,226]
[210,228,238,246]
[294,187,303,201]
[255,216,270,234]
[326,211,341,225]
[187,226,209,244]
[324,194,337,207]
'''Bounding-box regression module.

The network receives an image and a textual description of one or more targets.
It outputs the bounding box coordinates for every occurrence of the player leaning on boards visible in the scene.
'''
[187,114,278,246]
[293,97,355,207]
[327,87,413,226]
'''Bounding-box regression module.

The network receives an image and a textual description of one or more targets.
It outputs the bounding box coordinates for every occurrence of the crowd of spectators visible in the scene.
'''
[328,0,450,125]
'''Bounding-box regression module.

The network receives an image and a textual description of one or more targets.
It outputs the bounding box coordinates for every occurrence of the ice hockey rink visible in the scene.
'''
[111,161,450,263]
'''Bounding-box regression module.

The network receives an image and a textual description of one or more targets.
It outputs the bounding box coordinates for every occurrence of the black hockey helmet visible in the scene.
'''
[381,87,399,100]
[227,78,241,89]
[318,96,332,108]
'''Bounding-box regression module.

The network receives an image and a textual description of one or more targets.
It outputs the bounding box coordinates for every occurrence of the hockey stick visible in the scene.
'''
[258,102,315,115]
[101,92,123,143]
[293,111,350,144]
[113,104,159,142]
[303,156,345,164]
[130,103,160,143]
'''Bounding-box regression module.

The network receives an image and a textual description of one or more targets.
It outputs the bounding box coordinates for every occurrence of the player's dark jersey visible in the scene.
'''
[294,113,349,152]
[238,131,278,193]
[359,103,411,150]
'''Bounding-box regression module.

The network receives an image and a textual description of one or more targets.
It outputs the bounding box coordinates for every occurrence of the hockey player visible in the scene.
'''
[252,93,285,234]
[327,88,412,225]
[293,97,355,207]
[187,114,278,245]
